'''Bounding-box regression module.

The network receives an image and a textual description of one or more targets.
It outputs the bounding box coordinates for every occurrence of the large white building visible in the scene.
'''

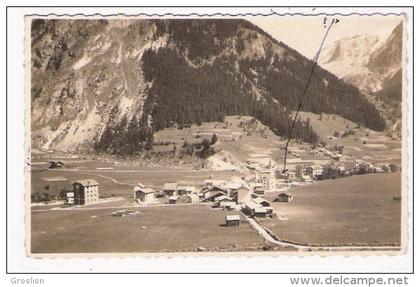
[73,179,99,205]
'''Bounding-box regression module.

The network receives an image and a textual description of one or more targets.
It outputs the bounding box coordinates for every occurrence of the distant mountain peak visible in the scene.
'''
[319,21,403,136]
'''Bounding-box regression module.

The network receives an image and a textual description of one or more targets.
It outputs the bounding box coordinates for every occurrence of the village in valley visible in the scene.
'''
[30,115,402,253]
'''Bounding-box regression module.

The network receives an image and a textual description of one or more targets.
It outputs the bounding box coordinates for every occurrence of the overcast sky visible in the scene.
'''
[250,15,402,59]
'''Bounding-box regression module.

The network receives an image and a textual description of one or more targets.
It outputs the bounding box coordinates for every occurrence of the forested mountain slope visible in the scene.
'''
[31,19,385,155]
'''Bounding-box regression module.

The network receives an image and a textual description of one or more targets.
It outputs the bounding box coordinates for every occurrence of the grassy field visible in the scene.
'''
[31,205,271,253]
[298,111,401,166]
[261,173,402,246]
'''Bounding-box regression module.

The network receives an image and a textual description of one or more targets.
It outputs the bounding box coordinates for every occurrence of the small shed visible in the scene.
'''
[212,195,233,207]
[244,201,261,216]
[163,183,178,196]
[254,206,273,218]
[184,193,199,204]
[177,185,196,195]
[253,185,265,195]
[252,197,270,207]
[203,179,226,189]
[215,195,233,203]
[168,195,178,204]
[221,201,236,210]
[65,192,74,205]
[202,190,228,202]
[244,201,273,217]
[225,214,240,227]
[48,161,64,169]
[274,193,294,203]
[133,184,155,204]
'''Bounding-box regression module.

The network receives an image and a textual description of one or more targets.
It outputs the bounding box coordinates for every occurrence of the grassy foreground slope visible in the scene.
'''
[263,173,402,246]
[31,205,270,253]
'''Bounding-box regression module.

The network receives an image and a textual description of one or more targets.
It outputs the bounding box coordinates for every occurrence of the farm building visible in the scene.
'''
[183,194,199,204]
[374,167,384,173]
[274,193,294,203]
[167,194,198,204]
[225,215,240,227]
[312,166,323,180]
[220,201,236,210]
[231,186,251,203]
[353,160,373,174]
[177,185,196,195]
[252,184,266,195]
[163,183,178,196]
[213,195,234,207]
[252,197,270,207]
[244,201,273,218]
[203,190,228,202]
[203,179,226,189]
[215,195,233,203]
[202,183,228,201]
[167,195,178,204]
[254,206,273,218]
[244,201,259,215]
[73,179,99,205]
[133,184,155,204]
[65,192,74,205]
[295,164,313,181]
[48,161,64,169]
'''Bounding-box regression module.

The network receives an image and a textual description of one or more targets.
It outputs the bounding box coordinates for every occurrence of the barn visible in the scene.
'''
[225,215,240,227]
[133,184,155,204]
[274,193,294,203]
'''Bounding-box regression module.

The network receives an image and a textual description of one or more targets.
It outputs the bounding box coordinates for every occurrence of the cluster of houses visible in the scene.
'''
[64,156,395,208]
[291,160,395,182]
[133,182,200,204]
[63,175,296,229]
[309,146,347,162]
[132,175,296,221]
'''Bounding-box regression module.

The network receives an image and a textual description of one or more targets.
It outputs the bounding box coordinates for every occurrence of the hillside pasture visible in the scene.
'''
[30,156,240,198]
[31,205,271,253]
[262,173,402,246]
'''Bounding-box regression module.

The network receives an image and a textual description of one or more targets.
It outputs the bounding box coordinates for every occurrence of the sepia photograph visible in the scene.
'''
[26,12,407,256]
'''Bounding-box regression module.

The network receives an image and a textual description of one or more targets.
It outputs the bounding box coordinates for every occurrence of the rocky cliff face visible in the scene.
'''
[31,19,158,152]
[320,22,403,135]
[31,19,385,154]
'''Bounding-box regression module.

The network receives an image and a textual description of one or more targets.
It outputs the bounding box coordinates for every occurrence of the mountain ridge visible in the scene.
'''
[31,19,386,155]
[320,21,403,135]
